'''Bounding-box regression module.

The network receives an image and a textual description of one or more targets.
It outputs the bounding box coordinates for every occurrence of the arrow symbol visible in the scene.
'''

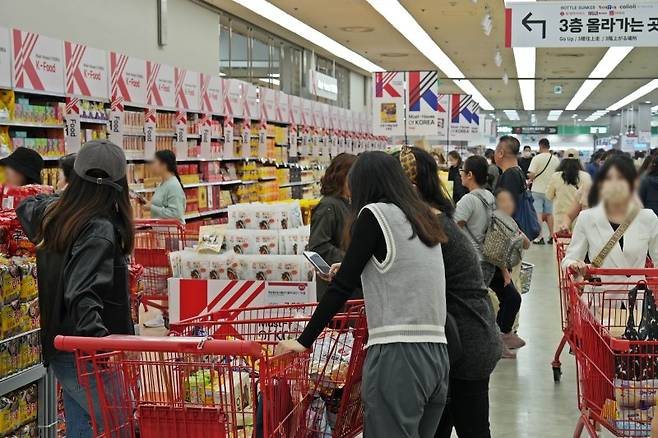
[522,12,547,39]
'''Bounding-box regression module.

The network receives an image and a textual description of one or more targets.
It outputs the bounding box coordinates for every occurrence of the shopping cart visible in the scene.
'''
[132,219,186,326]
[569,267,658,437]
[55,302,367,438]
[169,301,368,438]
[551,231,572,382]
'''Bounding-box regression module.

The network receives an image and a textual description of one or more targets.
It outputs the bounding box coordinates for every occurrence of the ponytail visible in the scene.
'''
[155,149,183,189]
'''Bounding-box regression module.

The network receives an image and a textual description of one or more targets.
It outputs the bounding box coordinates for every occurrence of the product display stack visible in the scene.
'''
[168,201,316,323]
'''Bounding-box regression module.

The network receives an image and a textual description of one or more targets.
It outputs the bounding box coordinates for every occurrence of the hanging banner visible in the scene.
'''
[12,29,64,94]
[405,71,445,136]
[64,42,108,100]
[223,117,235,159]
[372,71,405,135]
[175,111,188,158]
[146,62,175,109]
[144,107,156,159]
[275,91,289,124]
[110,52,147,106]
[108,96,124,146]
[199,73,223,115]
[505,1,658,48]
[259,87,276,122]
[64,97,81,153]
[242,82,259,121]
[200,114,212,158]
[289,95,301,126]
[0,27,11,89]
[449,95,481,142]
[175,68,199,111]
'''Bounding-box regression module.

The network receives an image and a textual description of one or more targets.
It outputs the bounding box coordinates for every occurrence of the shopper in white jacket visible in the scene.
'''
[562,155,658,278]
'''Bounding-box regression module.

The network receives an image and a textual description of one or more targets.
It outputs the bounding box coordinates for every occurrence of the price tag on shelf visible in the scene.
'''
[241,122,251,159]
[200,114,212,159]
[300,127,309,157]
[175,111,187,159]
[64,97,81,153]
[143,108,156,159]
[109,97,124,146]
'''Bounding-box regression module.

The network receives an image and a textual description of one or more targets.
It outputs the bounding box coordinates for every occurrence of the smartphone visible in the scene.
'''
[303,251,332,276]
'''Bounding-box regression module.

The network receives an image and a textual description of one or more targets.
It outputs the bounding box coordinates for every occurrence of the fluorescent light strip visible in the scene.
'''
[231,0,383,72]
[565,47,633,111]
[365,0,494,110]
[607,79,658,111]
[513,47,535,111]
[547,110,562,121]
[503,110,520,121]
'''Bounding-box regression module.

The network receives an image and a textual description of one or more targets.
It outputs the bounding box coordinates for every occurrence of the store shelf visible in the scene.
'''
[156,132,176,137]
[0,364,46,397]
[241,180,257,185]
[123,131,144,137]
[279,180,317,188]
[80,118,108,125]
[0,120,64,129]
[184,208,228,220]
[134,180,243,193]
[258,176,277,182]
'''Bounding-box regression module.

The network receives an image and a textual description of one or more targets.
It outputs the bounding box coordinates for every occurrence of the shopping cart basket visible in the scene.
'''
[552,231,572,382]
[55,302,366,438]
[169,300,368,438]
[132,219,186,325]
[569,267,658,437]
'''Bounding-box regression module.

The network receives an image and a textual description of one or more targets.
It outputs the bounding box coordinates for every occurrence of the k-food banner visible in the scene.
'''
[405,71,449,137]
[372,71,405,136]
[449,94,481,141]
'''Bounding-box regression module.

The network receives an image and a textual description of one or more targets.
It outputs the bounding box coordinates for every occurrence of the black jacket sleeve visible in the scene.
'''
[298,209,383,347]
[62,224,117,337]
[308,203,345,265]
[16,194,59,243]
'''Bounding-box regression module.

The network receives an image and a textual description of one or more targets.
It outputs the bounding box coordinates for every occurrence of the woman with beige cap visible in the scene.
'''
[546,148,592,230]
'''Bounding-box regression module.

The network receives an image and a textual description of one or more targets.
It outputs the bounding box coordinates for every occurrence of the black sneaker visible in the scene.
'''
[533,238,545,245]
[547,238,554,245]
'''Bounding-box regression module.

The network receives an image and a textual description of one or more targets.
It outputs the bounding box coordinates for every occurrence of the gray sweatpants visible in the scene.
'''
[362,343,449,438]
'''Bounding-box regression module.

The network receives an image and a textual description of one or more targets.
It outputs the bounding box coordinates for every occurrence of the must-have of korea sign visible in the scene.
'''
[506,1,658,48]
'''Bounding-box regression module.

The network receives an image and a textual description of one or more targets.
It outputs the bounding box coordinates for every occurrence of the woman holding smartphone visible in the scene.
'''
[277,151,450,438]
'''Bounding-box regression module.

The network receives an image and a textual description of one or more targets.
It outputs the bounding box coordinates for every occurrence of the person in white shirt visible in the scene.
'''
[528,138,560,244]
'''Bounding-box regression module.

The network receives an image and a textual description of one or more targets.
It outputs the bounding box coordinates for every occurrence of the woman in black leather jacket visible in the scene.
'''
[17,140,134,437]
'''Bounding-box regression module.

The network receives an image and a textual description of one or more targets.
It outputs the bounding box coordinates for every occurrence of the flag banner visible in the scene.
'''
[406,70,447,137]
[449,94,481,141]
[372,71,405,136]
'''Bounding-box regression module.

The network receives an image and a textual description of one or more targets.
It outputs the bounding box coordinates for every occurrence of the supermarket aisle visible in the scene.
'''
[489,244,582,437]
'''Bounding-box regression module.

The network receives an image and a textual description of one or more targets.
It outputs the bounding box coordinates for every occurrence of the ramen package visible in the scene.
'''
[18,260,37,301]
[0,261,20,304]
[274,256,303,282]
[255,204,287,230]
[240,255,277,281]
[20,298,39,333]
[225,230,278,255]
[228,204,257,229]
[1,185,53,210]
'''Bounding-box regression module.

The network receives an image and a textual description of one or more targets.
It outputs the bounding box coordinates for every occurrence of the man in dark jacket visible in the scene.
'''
[640,159,658,217]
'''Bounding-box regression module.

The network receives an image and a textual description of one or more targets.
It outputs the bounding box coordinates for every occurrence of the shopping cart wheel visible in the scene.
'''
[552,366,562,382]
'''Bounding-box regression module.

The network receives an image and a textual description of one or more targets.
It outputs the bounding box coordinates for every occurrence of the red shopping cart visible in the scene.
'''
[169,300,368,438]
[568,267,658,437]
[132,219,186,325]
[552,231,572,382]
[55,302,367,438]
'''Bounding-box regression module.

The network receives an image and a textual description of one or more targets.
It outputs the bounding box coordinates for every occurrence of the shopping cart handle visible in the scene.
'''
[54,334,264,357]
[580,267,658,277]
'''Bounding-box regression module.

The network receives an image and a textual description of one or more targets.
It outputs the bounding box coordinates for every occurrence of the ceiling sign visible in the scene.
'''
[199,73,222,115]
[0,27,11,89]
[175,68,199,111]
[372,71,405,136]
[146,62,175,109]
[65,42,108,100]
[13,29,65,94]
[275,90,289,124]
[512,126,558,135]
[506,1,658,48]
[242,82,259,120]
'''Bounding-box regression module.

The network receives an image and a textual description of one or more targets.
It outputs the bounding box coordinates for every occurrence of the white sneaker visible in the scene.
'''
[143,313,165,328]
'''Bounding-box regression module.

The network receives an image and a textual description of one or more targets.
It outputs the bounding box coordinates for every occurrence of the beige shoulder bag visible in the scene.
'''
[591,205,639,268]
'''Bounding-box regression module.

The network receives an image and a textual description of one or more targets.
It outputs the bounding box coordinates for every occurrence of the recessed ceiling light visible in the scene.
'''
[231,0,382,72]
[340,26,375,33]
[645,101,652,104]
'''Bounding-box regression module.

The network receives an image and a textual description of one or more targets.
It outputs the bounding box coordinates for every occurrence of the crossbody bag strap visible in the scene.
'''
[591,205,640,268]
[533,155,554,181]
[463,192,494,243]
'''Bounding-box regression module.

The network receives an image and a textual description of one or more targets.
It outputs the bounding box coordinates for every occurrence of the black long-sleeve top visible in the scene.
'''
[298,209,385,347]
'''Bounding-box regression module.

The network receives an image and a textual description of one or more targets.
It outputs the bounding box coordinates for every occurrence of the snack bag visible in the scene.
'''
[224,230,257,255]
[252,230,279,255]
[273,256,303,282]
[228,204,257,229]
[1,184,53,210]
[19,260,37,301]
[1,262,20,304]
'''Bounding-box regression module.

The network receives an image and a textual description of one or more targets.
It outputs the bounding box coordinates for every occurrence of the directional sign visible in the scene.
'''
[506,1,658,48]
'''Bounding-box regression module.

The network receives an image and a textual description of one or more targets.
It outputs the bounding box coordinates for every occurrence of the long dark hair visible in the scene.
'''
[155,150,183,188]
[59,153,76,183]
[557,158,583,187]
[588,154,637,207]
[407,147,455,216]
[38,170,134,254]
[347,151,447,247]
[320,153,357,197]
[447,150,462,168]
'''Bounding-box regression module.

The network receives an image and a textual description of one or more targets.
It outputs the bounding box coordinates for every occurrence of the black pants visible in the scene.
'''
[435,377,491,438]
[488,267,521,334]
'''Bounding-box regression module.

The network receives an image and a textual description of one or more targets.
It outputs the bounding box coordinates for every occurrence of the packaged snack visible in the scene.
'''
[20,298,39,333]
[197,225,226,254]
[1,185,53,210]
[226,255,243,280]
[273,256,303,282]
[228,204,257,229]
[224,230,257,255]
[240,255,276,281]
[278,228,309,255]
[19,422,37,438]
[1,262,20,304]
[1,300,20,338]
[255,204,285,230]
[19,260,37,301]
[18,385,37,424]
